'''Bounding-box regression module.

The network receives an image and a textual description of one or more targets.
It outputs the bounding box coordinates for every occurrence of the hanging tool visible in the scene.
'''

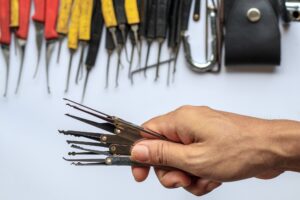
[15,0,31,94]
[10,0,19,55]
[105,29,116,88]
[193,0,201,21]
[144,0,156,77]
[128,31,136,79]
[113,0,130,62]
[154,0,170,81]
[65,0,81,93]
[56,0,73,63]
[81,0,104,102]
[136,0,147,69]
[74,0,94,84]
[125,0,141,68]
[60,98,167,166]
[44,0,59,93]
[32,0,46,78]
[115,28,125,87]
[0,0,11,97]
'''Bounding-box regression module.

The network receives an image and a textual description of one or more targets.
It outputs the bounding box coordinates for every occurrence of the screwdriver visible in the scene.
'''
[75,0,94,84]
[124,0,141,67]
[154,0,170,81]
[105,29,116,88]
[32,0,45,78]
[65,0,81,93]
[81,0,104,102]
[56,0,73,63]
[0,0,11,97]
[15,0,31,94]
[44,0,59,94]
[10,0,19,55]
[113,0,130,62]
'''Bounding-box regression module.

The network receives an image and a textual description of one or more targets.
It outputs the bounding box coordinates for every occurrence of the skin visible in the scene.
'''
[130,106,300,196]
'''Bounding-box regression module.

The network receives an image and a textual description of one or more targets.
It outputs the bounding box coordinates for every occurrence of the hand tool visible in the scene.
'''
[74,0,94,84]
[15,0,31,94]
[56,0,73,63]
[115,28,126,88]
[128,31,136,79]
[32,0,46,78]
[193,0,201,21]
[60,98,167,166]
[65,0,81,93]
[10,0,19,55]
[154,0,171,81]
[113,0,130,62]
[144,0,156,77]
[44,0,59,94]
[124,0,141,66]
[105,28,116,88]
[0,0,11,97]
[81,0,104,103]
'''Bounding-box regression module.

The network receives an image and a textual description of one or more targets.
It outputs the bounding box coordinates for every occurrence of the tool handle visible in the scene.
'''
[44,0,59,40]
[105,28,115,51]
[193,0,201,21]
[86,0,104,67]
[11,0,19,27]
[68,0,81,49]
[155,0,169,38]
[56,0,73,34]
[0,0,11,44]
[167,0,180,48]
[79,0,94,40]
[137,0,147,37]
[32,0,46,22]
[102,0,118,28]
[181,0,192,31]
[125,0,140,24]
[146,0,156,39]
[113,0,127,25]
[16,0,31,40]
[109,144,132,155]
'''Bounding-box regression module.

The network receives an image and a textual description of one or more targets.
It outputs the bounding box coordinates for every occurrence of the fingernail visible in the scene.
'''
[206,182,221,192]
[131,144,150,162]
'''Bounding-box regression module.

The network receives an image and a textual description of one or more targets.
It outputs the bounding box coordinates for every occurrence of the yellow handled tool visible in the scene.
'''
[79,0,93,41]
[125,0,140,25]
[102,0,118,27]
[10,0,19,28]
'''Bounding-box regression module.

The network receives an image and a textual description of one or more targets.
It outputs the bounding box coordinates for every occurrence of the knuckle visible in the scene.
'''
[151,142,169,165]
[198,106,212,113]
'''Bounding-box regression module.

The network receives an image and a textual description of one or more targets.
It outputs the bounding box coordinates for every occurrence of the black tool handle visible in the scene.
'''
[109,144,132,155]
[105,28,115,51]
[156,0,170,38]
[167,0,180,48]
[116,27,125,45]
[181,0,193,32]
[193,0,201,21]
[113,0,127,25]
[146,0,157,39]
[101,134,134,145]
[138,0,148,37]
[85,0,104,68]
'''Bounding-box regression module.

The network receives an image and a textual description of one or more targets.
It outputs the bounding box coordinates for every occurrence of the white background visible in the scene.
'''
[1,3,300,200]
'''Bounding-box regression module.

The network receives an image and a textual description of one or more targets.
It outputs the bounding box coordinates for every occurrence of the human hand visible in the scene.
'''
[131,106,285,196]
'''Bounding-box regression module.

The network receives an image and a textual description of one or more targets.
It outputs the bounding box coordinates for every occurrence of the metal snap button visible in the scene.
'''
[247,8,261,22]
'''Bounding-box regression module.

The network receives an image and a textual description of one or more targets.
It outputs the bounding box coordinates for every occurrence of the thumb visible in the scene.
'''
[131,140,190,170]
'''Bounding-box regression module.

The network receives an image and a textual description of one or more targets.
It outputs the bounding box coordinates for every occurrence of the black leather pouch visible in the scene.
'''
[224,0,281,66]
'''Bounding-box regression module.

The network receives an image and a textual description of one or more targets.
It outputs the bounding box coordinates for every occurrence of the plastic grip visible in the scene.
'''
[105,28,115,51]
[56,0,73,34]
[10,0,19,27]
[85,0,104,67]
[32,0,46,22]
[44,0,59,40]
[0,0,11,44]
[113,0,127,24]
[16,0,31,40]
[68,0,81,49]
[125,0,140,24]
[102,0,118,27]
[156,0,169,38]
[167,0,180,48]
[146,0,156,39]
[79,0,93,40]
[181,0,192,31]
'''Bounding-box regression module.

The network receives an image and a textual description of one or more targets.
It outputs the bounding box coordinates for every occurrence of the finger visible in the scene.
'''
[131,140,191,170]
[255,170,284,180]
[131,166,150,182]
[154,168,192,188]
[184,178,222,196]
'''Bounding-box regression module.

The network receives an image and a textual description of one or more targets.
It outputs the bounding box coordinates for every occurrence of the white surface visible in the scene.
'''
[1,5,300,200]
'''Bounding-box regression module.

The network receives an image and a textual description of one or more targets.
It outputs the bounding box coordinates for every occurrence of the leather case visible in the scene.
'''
[224,0,281,66]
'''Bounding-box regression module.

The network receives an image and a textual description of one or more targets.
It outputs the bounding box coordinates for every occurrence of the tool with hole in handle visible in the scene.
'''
[32,0,46,78]
[56,0,73,63]
[75,0,94,85]
[15,0,31,94]
[65,0,81,94]
[10,0,19,55]
[0,0,11,97]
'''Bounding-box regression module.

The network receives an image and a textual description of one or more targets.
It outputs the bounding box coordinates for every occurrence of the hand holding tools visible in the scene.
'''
[44,0,59,94]
[32,0,46,78]
[0,0,11,97]
[15,0,31,94]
